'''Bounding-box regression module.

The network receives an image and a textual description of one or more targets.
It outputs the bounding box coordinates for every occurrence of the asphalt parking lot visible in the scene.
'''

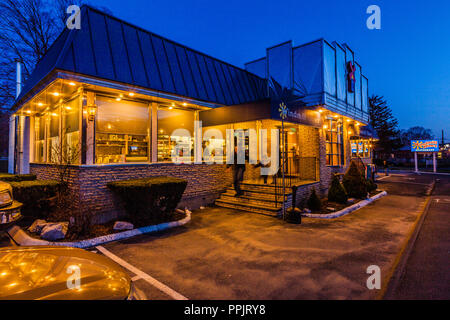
[1,173,441,300]
[96,173,435,300]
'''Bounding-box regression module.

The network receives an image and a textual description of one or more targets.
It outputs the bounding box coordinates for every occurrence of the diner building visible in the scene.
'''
[8,6,377,221]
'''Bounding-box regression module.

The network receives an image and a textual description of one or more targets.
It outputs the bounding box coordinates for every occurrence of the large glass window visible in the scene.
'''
[47,107,60,163]
[62,97,80,164]
[325,118,344,166]
[202,124,227,163]
[34,114,46,162]
[351,139,372,158]
[95,96,149,164]
[157,107,195,162]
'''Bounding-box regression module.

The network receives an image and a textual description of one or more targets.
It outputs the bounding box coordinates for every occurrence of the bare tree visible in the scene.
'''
[0,0,61,108]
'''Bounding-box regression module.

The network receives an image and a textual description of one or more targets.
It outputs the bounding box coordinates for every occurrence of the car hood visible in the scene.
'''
[0,246,131,300]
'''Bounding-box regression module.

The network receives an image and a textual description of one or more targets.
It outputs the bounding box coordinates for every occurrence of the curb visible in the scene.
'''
[7,211,191,249]
[379,180,436,300]
[301,191,388,219]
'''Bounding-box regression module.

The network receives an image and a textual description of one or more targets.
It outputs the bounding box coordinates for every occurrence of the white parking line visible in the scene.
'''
[96,245,188,300]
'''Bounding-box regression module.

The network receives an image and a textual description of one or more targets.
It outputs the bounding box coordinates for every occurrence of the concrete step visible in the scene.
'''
[219,193,282,208]
[229,184,293,195]
[222,190,284,204]
[215,199,281,217]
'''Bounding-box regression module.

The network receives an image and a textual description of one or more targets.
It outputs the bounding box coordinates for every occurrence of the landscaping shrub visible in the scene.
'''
[366,178,378,192]
[343,162,368,199]
[0,173,37,182]
[328,174,348,204]
[307,188,322,212]
[107,176,188,226]
[9,180,60,218]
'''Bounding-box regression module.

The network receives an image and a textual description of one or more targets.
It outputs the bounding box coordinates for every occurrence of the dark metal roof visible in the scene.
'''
[13,5,267,109]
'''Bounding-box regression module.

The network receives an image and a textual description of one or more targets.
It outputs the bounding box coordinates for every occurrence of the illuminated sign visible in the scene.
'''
[411,140,439,152]
[351,143,357,153]
[347,61,356,93]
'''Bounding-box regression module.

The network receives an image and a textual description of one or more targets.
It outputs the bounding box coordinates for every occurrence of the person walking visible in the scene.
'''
[227,145,247,197]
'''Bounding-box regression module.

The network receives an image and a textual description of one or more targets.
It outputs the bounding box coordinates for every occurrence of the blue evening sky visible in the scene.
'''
[89,0,450,140]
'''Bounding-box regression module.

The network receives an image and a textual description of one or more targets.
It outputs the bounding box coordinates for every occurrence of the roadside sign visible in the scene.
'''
[411,140,439,152]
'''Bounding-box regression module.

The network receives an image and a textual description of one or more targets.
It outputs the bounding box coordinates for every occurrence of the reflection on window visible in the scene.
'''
[325,118,344,166]
[95,96,149,164]
[157,107,195,162]
[351,139,372,158]
[34,115,45,162]
[47,108,60,163]
[202,125,227,163]
[62,97,80,164]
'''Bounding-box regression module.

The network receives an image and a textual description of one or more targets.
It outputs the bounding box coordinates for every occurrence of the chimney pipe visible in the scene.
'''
[15,58,22,98]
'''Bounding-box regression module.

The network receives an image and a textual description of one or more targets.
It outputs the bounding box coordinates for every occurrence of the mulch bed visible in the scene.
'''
[307,190,383,215]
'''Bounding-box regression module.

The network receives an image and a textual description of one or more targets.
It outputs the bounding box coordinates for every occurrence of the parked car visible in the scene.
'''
[0,246,143,300]
[0,181,22,230]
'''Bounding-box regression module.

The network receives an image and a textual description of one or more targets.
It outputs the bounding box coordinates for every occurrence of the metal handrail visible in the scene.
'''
[274,155,318,208]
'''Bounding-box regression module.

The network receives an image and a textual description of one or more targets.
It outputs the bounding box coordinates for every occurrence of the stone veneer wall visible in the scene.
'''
[31,162,233,223]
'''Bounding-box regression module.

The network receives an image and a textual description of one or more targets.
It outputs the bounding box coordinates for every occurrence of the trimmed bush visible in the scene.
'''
[107,176,187,226]
[343,162,368,199]
[366,178,378,192]
[9,180,60,218]
[328,174,348,204]
[0,173,37,182]
[307,188,322,212]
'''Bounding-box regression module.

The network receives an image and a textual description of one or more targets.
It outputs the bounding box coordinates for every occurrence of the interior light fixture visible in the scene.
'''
[52,92,60,97]
[323,125,328,129]
[69,82,76,86]
[87,104,97,121]
[37,102,44,107]
[128,92,135,97]
[182,102,187,106]
[116,97,121,101]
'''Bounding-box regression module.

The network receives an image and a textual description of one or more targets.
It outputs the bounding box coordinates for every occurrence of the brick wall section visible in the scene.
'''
[31,163,233,223]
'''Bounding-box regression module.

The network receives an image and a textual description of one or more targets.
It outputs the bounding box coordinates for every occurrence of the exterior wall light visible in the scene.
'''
[87,104,97,121]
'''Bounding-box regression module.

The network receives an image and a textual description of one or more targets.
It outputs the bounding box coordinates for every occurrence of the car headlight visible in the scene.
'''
[0,191,12,208]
